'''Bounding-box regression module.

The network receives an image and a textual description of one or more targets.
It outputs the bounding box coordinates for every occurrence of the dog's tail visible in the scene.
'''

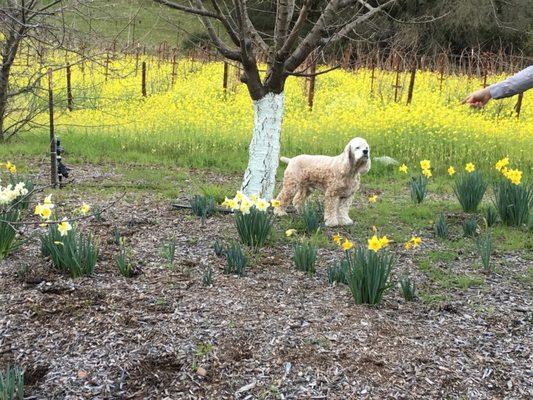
[280,156,291,164]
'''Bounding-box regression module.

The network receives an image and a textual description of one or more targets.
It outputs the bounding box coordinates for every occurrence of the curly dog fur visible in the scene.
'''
[273,137,371,227]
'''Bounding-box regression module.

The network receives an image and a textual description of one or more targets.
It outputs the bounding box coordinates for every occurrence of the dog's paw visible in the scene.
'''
[324,218,340,227]
[273,207,288,217]
[338,217,354,226]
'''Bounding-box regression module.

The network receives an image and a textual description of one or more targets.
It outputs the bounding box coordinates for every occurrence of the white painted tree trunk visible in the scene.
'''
[241,92,285,200]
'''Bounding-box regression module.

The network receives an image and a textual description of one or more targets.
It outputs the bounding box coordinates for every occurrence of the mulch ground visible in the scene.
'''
[0,164,531,399]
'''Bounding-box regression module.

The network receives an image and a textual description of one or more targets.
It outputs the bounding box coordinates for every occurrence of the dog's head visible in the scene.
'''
[344,137,371,175]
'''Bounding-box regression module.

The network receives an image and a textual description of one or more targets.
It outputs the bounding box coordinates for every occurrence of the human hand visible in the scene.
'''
[462,87,492,108]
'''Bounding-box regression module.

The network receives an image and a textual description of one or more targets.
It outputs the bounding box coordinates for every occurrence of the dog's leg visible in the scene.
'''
[273,183,297,216]
[324,192,340,227]
[337,194,355,226]
[292,187,310,212]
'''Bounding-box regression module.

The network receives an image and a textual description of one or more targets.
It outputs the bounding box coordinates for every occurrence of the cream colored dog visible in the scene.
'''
[273,137,371,227]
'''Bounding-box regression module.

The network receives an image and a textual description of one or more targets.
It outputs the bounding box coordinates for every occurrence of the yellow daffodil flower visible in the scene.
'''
[399,164,408,173]
[422,168,432,178]
[342,239,354,251]
[410,236,422,247]
[332,233,342,245]
[79,202,91,215]
[447,166,455,176]
[271,199,280,208]
[378,235,390,248]
[57,218,72,236]
[495,157,509,172]
[368,194,378,203]
[255,199,269,212]
[420,160,431,171]
[465,163,475,173]
[404,241,413,250]
[368,235,382,252]
[285,228,296,237]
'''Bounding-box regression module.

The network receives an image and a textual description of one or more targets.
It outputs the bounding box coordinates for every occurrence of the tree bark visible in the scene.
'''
[241,92,285,200]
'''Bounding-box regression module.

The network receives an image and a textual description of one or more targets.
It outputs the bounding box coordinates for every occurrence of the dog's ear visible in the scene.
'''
[343,143,356,169]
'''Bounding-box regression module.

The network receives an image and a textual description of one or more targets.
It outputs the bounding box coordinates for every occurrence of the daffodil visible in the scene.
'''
[420,160,431,171]
[285,228,296,237]
[40,206,52,220]
[79,202,91,215]
[399,164,408,173]
[240,199,252,214]
[495,157,509,172]
[378,235,390,248]
[8,165,16,174]
[404,241,413,250]
[505,168,522,185]
[368,194,378,203]
[57,218,72,236]
[332,233,342,245]
[44,194,54,206]
[367,235,382,252]
[447,166,455,176]
[422,168,432,178]
[255,199,269,212]
[342,239,354,251]
[410,236,422,247]
[271,199,280,208]
[465,163,475,173]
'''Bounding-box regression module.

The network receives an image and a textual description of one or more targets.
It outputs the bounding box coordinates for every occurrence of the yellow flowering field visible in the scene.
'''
[4,56,532,173]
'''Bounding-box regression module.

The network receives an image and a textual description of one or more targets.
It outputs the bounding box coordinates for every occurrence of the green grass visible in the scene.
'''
[417,256,485,290]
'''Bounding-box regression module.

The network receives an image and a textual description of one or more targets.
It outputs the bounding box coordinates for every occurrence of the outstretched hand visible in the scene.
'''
[461,87,492,108]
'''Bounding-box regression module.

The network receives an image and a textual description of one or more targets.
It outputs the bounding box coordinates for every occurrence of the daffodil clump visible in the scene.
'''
[404,236,422,250]
[495,157,523,186]
[452,164,487,213]
[222,191,275,248]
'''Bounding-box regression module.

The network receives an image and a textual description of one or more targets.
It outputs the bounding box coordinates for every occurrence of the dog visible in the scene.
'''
[273,137,371,227]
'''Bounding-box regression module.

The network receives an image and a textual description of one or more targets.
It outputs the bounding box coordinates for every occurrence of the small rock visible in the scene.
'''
[196,367,207,377]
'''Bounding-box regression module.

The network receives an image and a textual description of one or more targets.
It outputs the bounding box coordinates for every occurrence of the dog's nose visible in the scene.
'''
[363,149,369,155]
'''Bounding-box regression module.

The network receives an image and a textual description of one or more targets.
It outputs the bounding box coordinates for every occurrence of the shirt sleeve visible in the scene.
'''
[489,65,533,99]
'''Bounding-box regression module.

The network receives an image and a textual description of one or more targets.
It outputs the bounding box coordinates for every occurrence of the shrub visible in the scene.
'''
[41,223,98,278]
[462,216,478,237]
[484,206,498,227]
[202,266,214,286]
[301,201,323,234]
[293,241,318,276]
[224,243,247,276]
[161,237,177,263]
[493,179,532,227]
[234,206,272,248]
[410,175,428,204]
[190,195,215,222]
[453,171,487,213]
[476,233,493,271]
[345,247,394,305]
[213,239,225,257]
[399,276,416,301]
[0,365,24,400]
[327,260,349,284]
[434,213,448,239]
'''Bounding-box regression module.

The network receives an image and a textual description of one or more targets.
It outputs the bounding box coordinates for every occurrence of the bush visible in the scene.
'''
[190,195,215,222]
[434,213,448,239]
[410,175,428,204]
[293,241,318,276]
[399,276,416,301]
[493,179,532,227]
[462,216,478,237]
[301,201,323,234]
[484,206,498,227]
[476,233,493,271]
[234,206,273,248]
[41,223,98,278]
[0,365,24,400]
[345,248,395,305]
[224,243,247,276]
[327,260,349,284]
[453,171,487,213]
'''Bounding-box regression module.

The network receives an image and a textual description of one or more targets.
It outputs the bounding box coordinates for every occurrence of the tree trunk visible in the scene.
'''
[240,92,285,200]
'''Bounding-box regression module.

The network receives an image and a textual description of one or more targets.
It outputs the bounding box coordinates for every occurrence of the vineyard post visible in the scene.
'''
[171,52,177,86]
[223,61,228,91]
[514,93,523,119]
[47,69,58,188]
[135,46,140,76]
[406,59,416,104]
[66,64,73,111]
[142,61,147,97]
[393,54,402,102]
[307,57,317,110]
[370,58,376,94]
[104,51,109,81]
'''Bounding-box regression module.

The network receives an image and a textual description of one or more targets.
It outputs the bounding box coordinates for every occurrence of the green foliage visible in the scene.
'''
[161,237,177,263]
[112,225,121,245]
[234,207,273,248]
[410,175,428,204]
[463,216,479,237]
[476,233,493,271]
[190,195,215,222]
[484,206,498,227]
[453,171,487,213]
[293,241,318,276]
[434,213,448,239]
[213,239,225,257]
[301,201,323,234]
[202,266,214,286]
[0,210,21,260]
[345,248,395,305]
[40,223,98,278]
[199,184,231,204]
[224,243,247,276]
[116,243,137,277]
[327,260,349,285]
[493,179,532,226]
[399,276,417,301]
[0,365,24,400]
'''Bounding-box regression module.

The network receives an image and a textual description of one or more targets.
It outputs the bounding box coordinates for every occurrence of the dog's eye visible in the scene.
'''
[355,146,360,150]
